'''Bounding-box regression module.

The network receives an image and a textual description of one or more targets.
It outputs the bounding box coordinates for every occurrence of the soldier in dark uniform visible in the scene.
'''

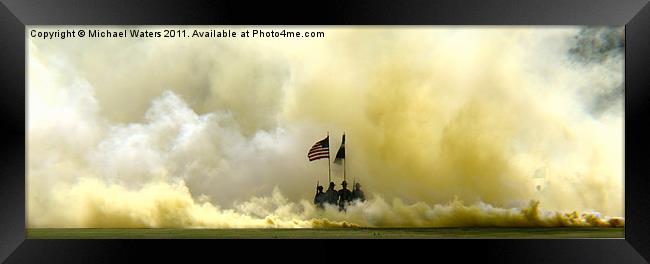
[325,182,338,205]
[352,182,366,202]
[314,185,326,209]
[337,180,352,211]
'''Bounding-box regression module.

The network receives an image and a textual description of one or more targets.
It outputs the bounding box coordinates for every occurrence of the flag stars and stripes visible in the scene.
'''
[308,136,330,161]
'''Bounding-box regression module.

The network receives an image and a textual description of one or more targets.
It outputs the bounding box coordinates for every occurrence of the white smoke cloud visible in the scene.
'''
[27,26,624,228]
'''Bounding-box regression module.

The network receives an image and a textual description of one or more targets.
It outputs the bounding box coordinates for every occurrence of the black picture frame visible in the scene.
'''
[1,0,649,263]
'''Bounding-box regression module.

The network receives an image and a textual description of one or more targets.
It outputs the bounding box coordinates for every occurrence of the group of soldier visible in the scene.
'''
[314,180,365,211]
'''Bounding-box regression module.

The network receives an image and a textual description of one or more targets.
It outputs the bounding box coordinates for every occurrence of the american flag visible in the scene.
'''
[308,136,329,161]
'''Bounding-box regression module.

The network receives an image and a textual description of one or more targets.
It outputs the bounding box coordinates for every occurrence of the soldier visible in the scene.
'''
[337,180,353,211]
[325,182,338,205]
[314,185,326,209]
[352,182,366,202]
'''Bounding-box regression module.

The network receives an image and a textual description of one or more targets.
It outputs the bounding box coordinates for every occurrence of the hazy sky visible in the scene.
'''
[27,26,624,228]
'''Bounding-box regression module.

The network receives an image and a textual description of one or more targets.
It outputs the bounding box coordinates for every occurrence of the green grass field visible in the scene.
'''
[27,227,624,239]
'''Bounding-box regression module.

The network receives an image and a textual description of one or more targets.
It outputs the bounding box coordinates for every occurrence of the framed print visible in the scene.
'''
[1,0,649,263]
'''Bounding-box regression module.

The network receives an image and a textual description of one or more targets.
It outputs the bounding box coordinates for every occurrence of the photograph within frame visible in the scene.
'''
[26,25,624,238]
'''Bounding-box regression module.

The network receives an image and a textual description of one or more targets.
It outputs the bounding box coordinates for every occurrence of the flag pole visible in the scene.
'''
[343,133,346,182]
[327,132,331,183]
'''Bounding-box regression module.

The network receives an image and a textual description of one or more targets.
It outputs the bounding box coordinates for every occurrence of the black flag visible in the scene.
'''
[334,134,345,164]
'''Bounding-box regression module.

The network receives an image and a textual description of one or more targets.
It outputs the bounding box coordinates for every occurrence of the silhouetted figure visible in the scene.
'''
[314,185,326,209]
[338,180,352,211]
[352,182,366,202]
[325,182,338,205]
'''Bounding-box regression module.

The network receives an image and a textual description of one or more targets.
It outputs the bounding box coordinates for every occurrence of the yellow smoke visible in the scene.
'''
[27,178,621,228]
[27,26,624,228]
